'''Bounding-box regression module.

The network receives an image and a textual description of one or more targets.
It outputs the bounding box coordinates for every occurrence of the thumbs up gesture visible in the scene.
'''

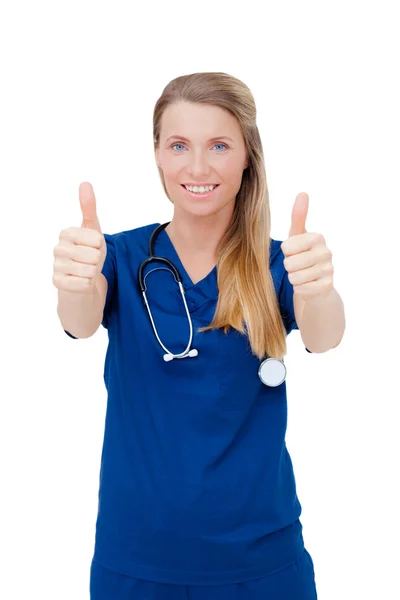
[52,182,107,294]
[280,193,334,302]
[80,181,104,233]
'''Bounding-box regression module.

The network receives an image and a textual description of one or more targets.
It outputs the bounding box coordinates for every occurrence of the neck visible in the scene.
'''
[165,208,233,256]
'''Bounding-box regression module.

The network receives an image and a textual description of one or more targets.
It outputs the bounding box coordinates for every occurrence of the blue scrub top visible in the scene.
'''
[64,223,312,586]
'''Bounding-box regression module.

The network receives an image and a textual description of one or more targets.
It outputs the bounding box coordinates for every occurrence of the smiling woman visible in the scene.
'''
[72,72,319,600]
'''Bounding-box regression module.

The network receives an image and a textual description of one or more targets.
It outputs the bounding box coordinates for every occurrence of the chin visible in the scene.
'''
[184,203,231,222]
[183,205,219,217]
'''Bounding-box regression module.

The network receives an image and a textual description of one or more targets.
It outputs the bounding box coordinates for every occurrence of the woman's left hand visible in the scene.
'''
[281,193,335,303]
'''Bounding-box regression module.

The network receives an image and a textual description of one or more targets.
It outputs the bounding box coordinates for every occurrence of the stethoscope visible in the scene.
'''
[137,222,287,387]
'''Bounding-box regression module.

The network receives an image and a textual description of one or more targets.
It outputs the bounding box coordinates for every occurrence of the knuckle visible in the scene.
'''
[94,247,102,262]
[77,260,97,279]
[89,264,98,278]
[283,257,290,270]
[59,227,74,239]
[87,231,103,249]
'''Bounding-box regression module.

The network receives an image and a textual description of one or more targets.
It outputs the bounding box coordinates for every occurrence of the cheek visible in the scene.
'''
[161,163,182,181]
[221,160,245,182]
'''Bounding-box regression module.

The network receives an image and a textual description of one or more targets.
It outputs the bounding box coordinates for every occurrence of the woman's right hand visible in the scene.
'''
[52,182,107,295]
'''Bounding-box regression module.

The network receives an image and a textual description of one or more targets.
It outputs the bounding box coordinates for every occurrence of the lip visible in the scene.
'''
[181,184,220,199]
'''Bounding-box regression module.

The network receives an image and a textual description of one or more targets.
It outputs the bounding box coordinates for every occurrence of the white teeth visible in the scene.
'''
[184,184,216,193]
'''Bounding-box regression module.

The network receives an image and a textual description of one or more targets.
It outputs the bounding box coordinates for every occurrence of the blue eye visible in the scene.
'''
[171,143,228,152]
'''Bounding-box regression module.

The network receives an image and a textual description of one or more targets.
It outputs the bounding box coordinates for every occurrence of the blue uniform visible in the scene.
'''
[65,223,317,598]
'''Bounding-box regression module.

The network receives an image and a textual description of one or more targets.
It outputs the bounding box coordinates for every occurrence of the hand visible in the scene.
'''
[52,182,107,294]
[280,193,334,303]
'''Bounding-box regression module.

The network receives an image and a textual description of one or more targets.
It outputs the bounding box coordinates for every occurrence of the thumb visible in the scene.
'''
[289,192,309,238]
[79,182,102,233]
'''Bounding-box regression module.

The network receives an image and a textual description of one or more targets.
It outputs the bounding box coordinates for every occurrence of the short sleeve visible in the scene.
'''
[279,263,299,335]
[276,244,312,353]
[64,232,116,338]
[100,233,117,330]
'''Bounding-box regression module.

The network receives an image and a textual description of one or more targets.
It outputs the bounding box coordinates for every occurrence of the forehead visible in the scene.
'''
[160,102,242,140]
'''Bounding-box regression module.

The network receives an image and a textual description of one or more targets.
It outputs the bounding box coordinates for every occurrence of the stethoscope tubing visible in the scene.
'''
[138,222,286,385]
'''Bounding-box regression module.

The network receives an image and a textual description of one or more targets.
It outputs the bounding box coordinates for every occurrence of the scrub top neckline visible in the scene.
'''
[156,223,218,289]
[154,223,218,311]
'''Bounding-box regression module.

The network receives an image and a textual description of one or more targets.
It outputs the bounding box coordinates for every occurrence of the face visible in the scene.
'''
[155,102,248,219]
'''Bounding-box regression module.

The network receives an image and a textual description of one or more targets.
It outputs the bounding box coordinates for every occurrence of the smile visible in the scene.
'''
[181,184,220,198]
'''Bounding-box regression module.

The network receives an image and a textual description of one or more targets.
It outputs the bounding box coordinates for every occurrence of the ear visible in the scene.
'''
[155,147,160,167]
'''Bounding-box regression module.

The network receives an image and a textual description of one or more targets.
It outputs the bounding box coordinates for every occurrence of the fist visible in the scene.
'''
[281,193,334,302]
[52,182,107,294]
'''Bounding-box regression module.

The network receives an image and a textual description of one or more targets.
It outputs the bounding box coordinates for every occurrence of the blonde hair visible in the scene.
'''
[153,72,288,361]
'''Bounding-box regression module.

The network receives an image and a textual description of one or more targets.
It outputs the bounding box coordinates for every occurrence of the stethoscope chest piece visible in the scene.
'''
[258,358,287,387]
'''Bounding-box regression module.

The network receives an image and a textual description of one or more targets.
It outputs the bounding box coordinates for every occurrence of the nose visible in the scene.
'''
[186,149,213,178]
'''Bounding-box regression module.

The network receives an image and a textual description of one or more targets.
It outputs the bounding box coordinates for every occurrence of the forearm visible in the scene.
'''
[57,285,103,339]
[296,288,346,353]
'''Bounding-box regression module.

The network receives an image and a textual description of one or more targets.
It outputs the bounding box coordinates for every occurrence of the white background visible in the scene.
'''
[1,1,399,598]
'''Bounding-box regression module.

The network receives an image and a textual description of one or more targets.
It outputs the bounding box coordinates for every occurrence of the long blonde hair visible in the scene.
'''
[153,72,288,361]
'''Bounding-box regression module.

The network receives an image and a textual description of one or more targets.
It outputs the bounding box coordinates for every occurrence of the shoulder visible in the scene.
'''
[103,222,160,252]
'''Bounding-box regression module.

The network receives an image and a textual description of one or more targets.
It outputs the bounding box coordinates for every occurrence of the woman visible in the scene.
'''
[59,72,319,598]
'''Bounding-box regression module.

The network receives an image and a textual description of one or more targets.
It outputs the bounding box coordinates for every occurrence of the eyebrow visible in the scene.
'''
[166,135,234,143]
